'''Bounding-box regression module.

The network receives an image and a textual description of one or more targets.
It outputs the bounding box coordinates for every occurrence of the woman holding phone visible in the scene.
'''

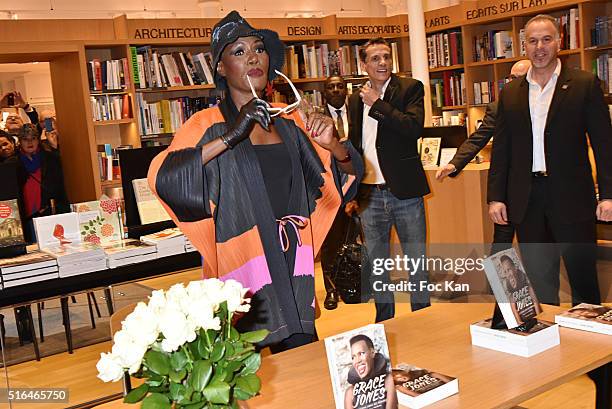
[148,10,363,353]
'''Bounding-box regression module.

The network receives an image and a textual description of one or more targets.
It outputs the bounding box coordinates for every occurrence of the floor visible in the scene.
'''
[0,264,597,409]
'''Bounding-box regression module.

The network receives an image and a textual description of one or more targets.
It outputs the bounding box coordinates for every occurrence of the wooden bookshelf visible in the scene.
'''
[136,84,215,93]
[93,118,134,126]
[430,64,465,72]
[0,0,606,202]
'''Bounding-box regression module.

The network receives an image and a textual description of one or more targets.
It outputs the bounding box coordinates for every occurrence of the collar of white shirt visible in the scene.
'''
[327,104,346,118]
[526,58,562,88]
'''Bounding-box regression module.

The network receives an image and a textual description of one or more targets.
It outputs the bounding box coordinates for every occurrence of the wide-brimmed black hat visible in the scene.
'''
[211,10,286,90]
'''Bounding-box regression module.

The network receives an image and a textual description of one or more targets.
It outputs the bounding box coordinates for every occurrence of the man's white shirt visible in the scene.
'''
[527,59,561,172]
[362,77,391,184]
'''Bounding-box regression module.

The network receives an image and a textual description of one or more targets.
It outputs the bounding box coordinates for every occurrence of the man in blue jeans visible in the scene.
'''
[346,38,430,322]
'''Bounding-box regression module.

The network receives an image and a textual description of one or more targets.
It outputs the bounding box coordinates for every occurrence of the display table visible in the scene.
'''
[96,303,610,409]
[0,252,201,309]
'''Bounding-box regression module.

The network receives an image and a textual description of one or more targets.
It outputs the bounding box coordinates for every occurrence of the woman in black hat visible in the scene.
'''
[148,11,363,353]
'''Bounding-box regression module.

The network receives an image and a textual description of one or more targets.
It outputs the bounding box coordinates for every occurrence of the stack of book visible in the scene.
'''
[427,30,463,68]
[101,239,157,268]
[0,251,59,289]
[473,81,494,105]
[42,243,107,278]
[185,237,197,253]
[33,213,107,277]
[136,94,218,137]
[141,228,186,258]
[87,58,131,91]
[90,94,131,122]
[131,46,214,89]
[472,30,513,62]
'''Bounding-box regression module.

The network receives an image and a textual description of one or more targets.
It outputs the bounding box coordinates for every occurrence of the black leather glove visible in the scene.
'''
[220,98,271,149]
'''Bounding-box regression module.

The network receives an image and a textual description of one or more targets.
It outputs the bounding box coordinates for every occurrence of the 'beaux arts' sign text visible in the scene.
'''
[466,0,547,20]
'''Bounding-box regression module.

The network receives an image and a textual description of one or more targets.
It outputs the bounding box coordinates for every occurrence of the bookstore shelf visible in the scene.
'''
[430,64,465,73]
[136,84,215,93]
[141,133,174,139]
[584,44,612,52]
[93,118,134,126]
[467,57,521,67]
[10,0,600,201]
[90,90,131,96]
[101,179,122,188]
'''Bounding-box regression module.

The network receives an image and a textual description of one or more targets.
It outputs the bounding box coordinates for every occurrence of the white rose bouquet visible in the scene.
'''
[96,279,268,409]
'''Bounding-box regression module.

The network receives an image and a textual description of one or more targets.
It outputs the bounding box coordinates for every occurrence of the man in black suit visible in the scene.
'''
[436,59,531,252]
[488,14,612,306]
[346,38,430,322]
[320,75,354,310]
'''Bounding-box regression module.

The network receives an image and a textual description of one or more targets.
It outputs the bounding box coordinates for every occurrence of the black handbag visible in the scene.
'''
[330,216,369,304]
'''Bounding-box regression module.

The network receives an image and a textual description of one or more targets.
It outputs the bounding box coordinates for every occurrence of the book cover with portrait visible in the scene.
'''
[392,363,458,408]
[0,199,24,247]
[483,248,542,328]
[324,324,397,409]
[555,303,612,335]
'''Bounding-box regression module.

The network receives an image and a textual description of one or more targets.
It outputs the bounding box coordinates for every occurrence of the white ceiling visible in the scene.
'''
[0,0,457,19]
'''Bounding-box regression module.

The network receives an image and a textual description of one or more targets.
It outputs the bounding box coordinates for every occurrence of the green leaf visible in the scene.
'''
[239,329,269,344]
[239,353,261,376]
[210,342,226,362]
[202,380,230,404]
[235,374,261,396]
[224,361,242,376]
[212,367,229,383]
[171,349,189,371]
[188,340,202,361]
[169,382,186,402]
[197,337,210,359]
[169,368,187,383]
[188,360,212,392]
[123,383,149,403]
[145,350,171,376]
[182,402,205,409]
[229,327,240,342]
[224,342,235,359]
[84,225,89,231]
[233,386,252,401]
[146,379,164,387]
[141,393,171,409]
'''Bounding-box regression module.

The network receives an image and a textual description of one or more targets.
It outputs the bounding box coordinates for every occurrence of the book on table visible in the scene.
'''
[471,248,559,356]
[555,303,612,336]
[392,363,458,409]
[324,323,397,409]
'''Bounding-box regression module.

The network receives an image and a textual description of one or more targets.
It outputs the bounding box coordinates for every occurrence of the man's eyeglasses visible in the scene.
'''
[246,70,301,117]
[505,74,518,82]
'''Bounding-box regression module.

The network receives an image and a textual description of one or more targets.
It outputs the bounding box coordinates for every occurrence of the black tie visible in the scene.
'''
[335,109,346,140]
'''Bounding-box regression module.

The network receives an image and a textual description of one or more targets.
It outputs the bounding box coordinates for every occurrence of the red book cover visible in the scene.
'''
[93,59,102,91]
[442,71,452,106]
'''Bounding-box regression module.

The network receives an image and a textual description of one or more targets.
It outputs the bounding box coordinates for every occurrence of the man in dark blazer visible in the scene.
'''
[488,14,612,306]
[320,75,355,310]
[436,59,531,252]
[346,38,430,322]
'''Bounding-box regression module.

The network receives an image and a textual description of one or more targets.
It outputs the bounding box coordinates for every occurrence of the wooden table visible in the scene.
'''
[96,303,611,409]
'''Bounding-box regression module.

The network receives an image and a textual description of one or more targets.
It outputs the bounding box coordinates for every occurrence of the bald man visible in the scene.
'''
[435,59,531,250]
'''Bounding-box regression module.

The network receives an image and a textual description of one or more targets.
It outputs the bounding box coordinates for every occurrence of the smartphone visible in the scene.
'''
[6,93,14,106]
[44,117,54,133]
